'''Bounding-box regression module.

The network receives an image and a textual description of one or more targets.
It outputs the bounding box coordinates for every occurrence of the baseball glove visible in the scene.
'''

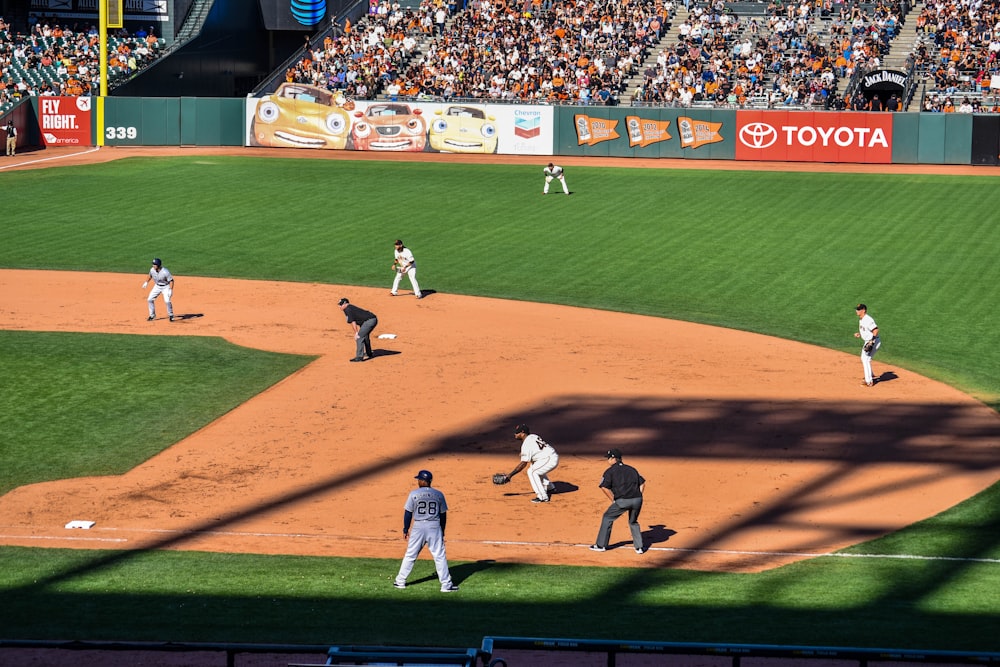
[492,472,510,485]
[863,339,875,354]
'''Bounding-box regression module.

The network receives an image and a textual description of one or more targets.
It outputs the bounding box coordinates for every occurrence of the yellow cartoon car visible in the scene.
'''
[251,83,352,150]
[428,105,498,153]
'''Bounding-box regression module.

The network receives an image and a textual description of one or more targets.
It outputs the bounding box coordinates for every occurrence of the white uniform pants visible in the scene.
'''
[861,337,881,384]
[528,454,559,500]
[147,285,173,317]
[392,267,421,297]
[544,174,569,194]
[395,522,453,591]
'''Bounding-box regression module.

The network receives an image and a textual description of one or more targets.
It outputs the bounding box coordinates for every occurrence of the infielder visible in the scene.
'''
[543,162,569,195]
[394,469,460,592]
[507,424,559,503]
[142,258,175,322]
[391,239,423,299]
[854,303,881,386]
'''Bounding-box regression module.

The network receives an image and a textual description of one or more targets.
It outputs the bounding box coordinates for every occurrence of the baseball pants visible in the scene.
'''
[595,496,644,550]
[395,522,455,591]
[356,317,377,358]
[528,454,558,500]
[147,285,174,318]
[861,337,881,384]
[392,267,421,297]
[544,175,569,194]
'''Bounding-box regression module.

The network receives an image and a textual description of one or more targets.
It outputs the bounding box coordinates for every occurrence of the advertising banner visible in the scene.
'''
[245,85,554,155]
[735,111,893,163]
[38,96,92,147]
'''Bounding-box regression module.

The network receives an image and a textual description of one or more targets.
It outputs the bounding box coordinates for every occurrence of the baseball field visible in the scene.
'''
[1,148,999,657]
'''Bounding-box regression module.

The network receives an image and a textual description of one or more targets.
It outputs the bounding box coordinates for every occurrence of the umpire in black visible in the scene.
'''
[338,297,377,362]
[590,448,646,554]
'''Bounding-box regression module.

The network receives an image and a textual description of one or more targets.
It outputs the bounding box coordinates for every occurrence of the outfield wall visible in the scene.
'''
[21,96,1000,166]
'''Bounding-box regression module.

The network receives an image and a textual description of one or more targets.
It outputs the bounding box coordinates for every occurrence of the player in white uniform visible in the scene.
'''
[854,303,881,386]
[543,163,570,195]
[391,239,423,299]
[394,469,459,592]
[506,424,559,503]
[142,258,175,322]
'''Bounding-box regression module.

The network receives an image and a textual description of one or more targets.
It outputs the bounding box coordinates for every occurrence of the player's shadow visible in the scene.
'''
[876,370,899,384]
[171,313,204,321]
[367,350,402,360]
[550,481,578,496]
[643,524,677,547]
[405,560,497,588]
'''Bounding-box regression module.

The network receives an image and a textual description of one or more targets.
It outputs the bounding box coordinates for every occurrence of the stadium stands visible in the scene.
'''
[0,15,165,114]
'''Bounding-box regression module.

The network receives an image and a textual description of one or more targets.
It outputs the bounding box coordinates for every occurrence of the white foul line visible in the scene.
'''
[0,146,102,171]
[4,527,998,565]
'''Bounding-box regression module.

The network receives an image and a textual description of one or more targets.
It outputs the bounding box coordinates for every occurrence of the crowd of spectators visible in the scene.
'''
[285,0,674,104]
[633,0,906,108]
[1,15,163,112]
[909,0,999,105]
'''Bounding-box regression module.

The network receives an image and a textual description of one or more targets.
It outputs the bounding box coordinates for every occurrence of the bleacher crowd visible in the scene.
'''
[5,0,999,116]
[1,14,163,113]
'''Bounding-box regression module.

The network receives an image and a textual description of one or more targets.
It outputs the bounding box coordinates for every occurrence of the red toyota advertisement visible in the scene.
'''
[38,96,92,146]
[735,111,892,163]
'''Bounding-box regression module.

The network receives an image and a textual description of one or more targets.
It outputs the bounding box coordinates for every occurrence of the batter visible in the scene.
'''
[394,469,459,592]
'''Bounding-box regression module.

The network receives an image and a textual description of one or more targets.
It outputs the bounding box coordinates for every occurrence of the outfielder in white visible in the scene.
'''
[391,239,423,298]
[143,258,175,322]
[508,424,559,503]
[543,163,569,195]
[394,469,459,592]
[854,303,881,386]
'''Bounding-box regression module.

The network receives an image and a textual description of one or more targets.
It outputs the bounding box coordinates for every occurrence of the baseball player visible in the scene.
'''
[543,163,569,195]
[394,469,460,592]
[854,303,881,386]
[390,239,423,299]
[142,258,175,322]
[338,297,377,362]
[506,424,559,503]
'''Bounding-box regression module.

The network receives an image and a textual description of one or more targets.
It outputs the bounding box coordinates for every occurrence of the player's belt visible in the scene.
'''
[156,283,169,286]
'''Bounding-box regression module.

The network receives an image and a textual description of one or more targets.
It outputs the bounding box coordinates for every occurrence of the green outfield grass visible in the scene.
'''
[1,156,998,651]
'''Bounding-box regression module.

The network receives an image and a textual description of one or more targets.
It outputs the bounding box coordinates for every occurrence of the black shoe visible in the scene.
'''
[169,315,175,322]
[350,357,365,362]
[531,497,550,503]
[146,316,155,321]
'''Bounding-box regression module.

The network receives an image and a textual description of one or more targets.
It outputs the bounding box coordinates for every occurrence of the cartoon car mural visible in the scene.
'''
[350,103,427,151]
[251,83,352,150]
[429,105,498,153]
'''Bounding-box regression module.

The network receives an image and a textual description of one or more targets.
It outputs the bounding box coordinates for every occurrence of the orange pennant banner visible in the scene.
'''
[574,114,620,146]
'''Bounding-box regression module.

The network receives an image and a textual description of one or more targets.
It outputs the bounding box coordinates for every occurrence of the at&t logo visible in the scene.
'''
[290,0,326,26]
[739,122,777,149]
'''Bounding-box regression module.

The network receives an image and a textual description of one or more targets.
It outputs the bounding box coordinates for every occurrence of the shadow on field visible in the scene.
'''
[5,394,1000,648]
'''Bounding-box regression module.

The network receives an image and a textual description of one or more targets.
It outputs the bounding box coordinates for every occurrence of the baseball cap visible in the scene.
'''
[415,470,433,482]
[514,424,530,435]
[605,448,622,460]
[855,303,867,311]
[338,297,349,306]
[152,258,162,266]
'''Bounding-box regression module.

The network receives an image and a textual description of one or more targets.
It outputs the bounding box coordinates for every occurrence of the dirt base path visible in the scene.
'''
[2,269,998,573]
